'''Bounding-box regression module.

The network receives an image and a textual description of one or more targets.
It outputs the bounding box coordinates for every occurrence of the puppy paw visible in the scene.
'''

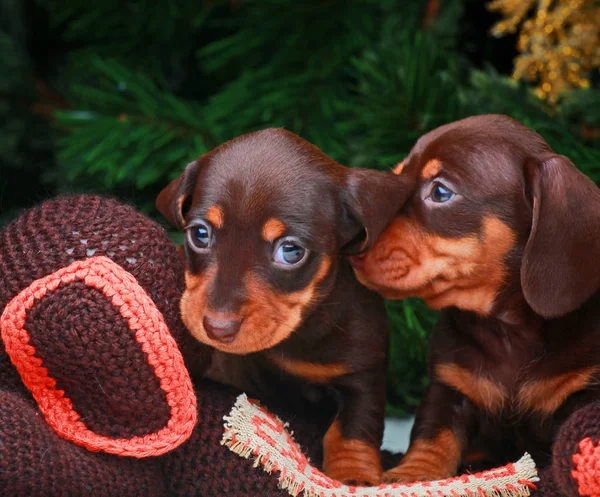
[323,421,382,486]
[383,430,461,483]
[325,464,382,487]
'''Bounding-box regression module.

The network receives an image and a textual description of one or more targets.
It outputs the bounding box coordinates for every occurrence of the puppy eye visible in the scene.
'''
[430,182,455,203]
[273,238,308,267]
[186,220,213,253]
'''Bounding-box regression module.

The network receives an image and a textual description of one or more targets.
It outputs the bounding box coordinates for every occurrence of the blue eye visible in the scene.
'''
[430,182,455,203]
[194,227,210,246]
[186,221,213,252]
[273,238,308,267]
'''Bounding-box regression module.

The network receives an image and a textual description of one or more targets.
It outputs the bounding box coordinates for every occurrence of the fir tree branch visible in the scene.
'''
[53,58,215,188]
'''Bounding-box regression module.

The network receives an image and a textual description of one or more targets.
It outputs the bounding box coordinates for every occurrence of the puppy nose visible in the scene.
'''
[203,315,242,343]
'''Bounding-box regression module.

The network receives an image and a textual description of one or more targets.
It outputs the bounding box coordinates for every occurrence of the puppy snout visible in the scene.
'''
[203,315,242,343]
[347,254,365,270]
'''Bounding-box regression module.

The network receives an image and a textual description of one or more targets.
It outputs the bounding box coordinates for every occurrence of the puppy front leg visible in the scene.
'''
[384,381,474,483]
[323,368,385,486]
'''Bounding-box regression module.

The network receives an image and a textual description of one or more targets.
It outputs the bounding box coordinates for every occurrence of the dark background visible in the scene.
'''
[1,0,598,414]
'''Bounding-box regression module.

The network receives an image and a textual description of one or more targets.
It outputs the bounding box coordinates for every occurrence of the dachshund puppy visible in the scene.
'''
[156,128,412,485]
[349,114,600,482]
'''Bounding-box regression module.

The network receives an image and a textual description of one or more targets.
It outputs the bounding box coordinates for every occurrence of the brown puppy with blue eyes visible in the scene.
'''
[350,114,600,483]
[156,128,412,485]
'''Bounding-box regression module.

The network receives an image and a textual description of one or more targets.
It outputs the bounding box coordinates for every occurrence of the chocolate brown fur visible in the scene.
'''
[157,128,412,484]
[351,114,600,481]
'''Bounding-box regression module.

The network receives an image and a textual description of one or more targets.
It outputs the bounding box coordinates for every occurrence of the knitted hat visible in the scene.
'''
[0,195,210,456]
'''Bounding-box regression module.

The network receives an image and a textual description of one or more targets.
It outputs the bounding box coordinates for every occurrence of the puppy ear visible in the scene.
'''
[156,160,202,229]
[339,168,414,255]
[521,155,600,318]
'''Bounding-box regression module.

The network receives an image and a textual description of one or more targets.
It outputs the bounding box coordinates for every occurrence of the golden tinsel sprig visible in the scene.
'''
[488,0,600,103]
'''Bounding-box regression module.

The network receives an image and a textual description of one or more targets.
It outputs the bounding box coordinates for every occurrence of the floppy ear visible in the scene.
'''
[521,155,600,318]
[156,160,202,229]
[339,168,414,255]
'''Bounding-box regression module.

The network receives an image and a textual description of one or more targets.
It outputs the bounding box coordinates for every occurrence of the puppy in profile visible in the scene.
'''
[156,128,412,484]
[350,114,600,482]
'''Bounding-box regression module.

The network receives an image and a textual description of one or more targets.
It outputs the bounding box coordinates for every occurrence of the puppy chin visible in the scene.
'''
[351,267,403,296]
[348,267,370,285]
[184,321,292,355]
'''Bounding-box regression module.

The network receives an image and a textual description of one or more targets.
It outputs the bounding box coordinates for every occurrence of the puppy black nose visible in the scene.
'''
[203,315,242,343]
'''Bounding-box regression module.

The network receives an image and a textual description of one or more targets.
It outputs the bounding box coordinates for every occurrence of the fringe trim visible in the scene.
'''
[222,394,540,497]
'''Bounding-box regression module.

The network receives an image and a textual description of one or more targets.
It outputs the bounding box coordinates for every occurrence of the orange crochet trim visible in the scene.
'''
[573,437,600,497]
[0,256,197,457]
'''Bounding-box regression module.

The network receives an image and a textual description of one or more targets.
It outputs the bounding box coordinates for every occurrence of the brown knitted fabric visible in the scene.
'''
[0,195,203,495]
[544,401,600,497]
[535,467,566,497]
[0,389,166,497]
[0,195,209,383]
[24,279,171,439]
[163,379,333,497]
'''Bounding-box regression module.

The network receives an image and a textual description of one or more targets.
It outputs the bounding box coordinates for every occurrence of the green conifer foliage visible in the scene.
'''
[1,0,598,415]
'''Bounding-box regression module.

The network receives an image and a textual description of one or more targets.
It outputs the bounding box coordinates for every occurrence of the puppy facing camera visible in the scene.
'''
[156,128,412,485]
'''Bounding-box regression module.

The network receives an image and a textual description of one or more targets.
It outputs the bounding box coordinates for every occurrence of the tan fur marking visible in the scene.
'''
[463,450,488,464]
[394,160,406,175]
[323,420,382,485]
[183,268,215,292]
[176,195,186,226]
[181,256,332,354]
[436,363,507,412]
[518,367,599,414]
[181,266,216,343]
[355,215,516,315]
[262,218,286,242]
[268,355,349,383]
[206,206,224,229]
[421,158,441,179]
[384,429,461,483]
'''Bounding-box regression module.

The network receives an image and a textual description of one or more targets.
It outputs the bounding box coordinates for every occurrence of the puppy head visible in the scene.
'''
[350,114,600,318]
[157,128,411,354]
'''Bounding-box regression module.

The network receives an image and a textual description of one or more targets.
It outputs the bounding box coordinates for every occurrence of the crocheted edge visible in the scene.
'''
[572,437,600,497]
[222,394,539,497]
[0,256,197,457]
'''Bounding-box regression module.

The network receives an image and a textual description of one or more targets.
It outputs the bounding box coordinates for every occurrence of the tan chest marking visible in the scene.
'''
[436,363,507,412]
[438,363,598,415]
[518,367,599,414]
[268,354,348,383]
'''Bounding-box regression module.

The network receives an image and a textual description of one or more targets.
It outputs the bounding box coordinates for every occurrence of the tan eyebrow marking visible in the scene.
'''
[205,206,224,229]
[262,218,286,242]
[422,158,442,179]
[394,160,406,175]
